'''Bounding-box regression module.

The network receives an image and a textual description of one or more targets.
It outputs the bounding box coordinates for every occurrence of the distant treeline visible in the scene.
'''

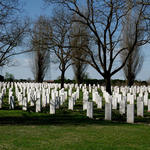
[54,79,147,86]
[0,75,147,86]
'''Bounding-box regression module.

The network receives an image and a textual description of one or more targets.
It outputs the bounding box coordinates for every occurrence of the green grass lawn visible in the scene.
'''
[0,90,150,150]
[0,109,150,150]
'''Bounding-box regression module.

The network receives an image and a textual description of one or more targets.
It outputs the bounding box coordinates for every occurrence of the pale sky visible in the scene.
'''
[1,0,150,81]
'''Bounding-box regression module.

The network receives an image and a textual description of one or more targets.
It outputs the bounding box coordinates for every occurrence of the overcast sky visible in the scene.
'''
[1,0,150,81]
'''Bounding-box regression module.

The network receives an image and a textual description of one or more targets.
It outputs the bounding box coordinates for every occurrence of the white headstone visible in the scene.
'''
[105,102,112,121]
[97,96,102,109]
[68,98,74,110]
[137,101,144,117]
[127,104,134,123]
[36,93,41,112]
[22,97,27,111]
[87,102,93,119]
[50,99,55,114]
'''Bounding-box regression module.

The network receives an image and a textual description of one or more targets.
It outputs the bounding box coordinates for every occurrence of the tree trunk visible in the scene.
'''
[127,72,135,87]
[104,75,112,95]
[76,71,81,84]
[127,78,134,87]
[61,70,65,89]
[37,72,43,83]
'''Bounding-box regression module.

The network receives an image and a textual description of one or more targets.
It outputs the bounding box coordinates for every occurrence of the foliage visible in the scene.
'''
[54,79,76,84]
[30,16,51,82]
[120,0,144,86]
[70,14,89,84]
[0,0,30,67]
[5,72,15,81]
[53,78,147,86]
[44,0,150,95]
[50,7,72,88]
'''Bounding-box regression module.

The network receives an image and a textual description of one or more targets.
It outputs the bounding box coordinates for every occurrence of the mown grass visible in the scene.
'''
[0,110,150,150]
[0,89,150,150]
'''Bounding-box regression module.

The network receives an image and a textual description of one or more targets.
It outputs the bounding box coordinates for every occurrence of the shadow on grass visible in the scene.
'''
[0,108,127,126]
[0,106,150,126]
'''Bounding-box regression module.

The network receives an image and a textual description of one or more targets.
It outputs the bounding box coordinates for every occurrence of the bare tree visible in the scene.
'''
[50,8,72,88]
[31,16,52,82]
[121,47,144,86]
[44,0,150,94]
[136,0,150,5]
[136,0,150,22]
[70,15,89,84]
[120,0,144,86]
[0,0,29,67]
